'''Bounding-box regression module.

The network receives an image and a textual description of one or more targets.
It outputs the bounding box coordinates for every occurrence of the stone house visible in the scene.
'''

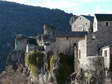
[26,37,38,53]
[14,24,56,56]
[43,24,56,36]
[70,15,93,32]
[9,35,38,67]
[74,14,112,72]
[15,34,27,51]
[36,24,56,53]
[15,34,38,53]
[55,32,87,55]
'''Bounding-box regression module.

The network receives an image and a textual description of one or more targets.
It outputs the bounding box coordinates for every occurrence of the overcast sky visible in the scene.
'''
[4,0,112,15]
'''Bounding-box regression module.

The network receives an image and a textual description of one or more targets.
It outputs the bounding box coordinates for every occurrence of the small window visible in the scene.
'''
[80,17,81,20]
[106,22,109,27]
[104,50,107,57]
[66,37,69,40]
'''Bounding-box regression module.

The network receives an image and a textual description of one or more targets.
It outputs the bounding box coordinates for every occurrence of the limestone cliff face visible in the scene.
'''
[1,49,74,84]
[7,50,25,66]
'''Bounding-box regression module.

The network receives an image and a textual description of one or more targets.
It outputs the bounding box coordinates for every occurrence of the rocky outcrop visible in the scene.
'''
[7,50,25,69]
[0,49,74,84]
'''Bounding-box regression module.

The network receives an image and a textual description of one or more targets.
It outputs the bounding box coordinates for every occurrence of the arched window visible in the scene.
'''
[106,22,109,27]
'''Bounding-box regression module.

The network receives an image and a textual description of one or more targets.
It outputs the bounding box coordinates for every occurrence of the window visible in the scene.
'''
[66,37,69,40]
[104,50,107,57]
[80,17,81,20]
[106,22,109,27]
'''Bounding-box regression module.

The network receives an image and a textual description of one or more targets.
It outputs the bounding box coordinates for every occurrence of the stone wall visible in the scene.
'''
[87,21,112,56]
[102,46,110,69]
[55,36,84,55]
[15,38,27,51]
[78,37,87,59]
[80,56,104,71]
[71,16,92,32]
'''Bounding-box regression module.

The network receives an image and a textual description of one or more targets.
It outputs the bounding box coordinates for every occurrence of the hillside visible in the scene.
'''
[0,1,73,71]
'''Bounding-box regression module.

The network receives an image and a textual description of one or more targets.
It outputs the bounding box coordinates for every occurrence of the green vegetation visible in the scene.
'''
[56,53,74,84]
[30,64,39,77]
[47,53,74,84]
[25,51,74,83]
[50,55,58,71]
[25,50,44,76]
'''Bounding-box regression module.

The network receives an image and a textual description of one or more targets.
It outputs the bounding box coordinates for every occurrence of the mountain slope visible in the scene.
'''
[0,1,73,70]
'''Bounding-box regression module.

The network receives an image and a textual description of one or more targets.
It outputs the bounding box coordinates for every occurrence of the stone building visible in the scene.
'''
[43,24,56,36]
[70,15,93,32]
[15,34,38,53]
[87,14,112,56]
[101,41,112,72]
[26,37,38,53]
[69,14,112,84]
[73,14,112,76]
[15,34,27,51]
[55,32,87,55]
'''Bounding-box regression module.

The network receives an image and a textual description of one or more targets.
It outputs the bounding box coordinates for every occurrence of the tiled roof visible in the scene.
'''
[56,32,87,37]
[69,15,77,25]
[100,41,112,48]
[95,14,112,21]
[83,15,94,22]
[16,34,27,40]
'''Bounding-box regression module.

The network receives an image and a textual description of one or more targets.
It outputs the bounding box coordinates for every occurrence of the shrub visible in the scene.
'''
[56,53,74,84]
[50,55,58,71]
[30,64,39,77]
[25,50,44,76]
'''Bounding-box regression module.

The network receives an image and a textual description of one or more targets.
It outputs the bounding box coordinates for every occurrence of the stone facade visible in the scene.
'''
[93,14,112,32]
[56,36,84,54]
[72,14,112,80]
[74,14,112,57]
[101,44,112,71]
[43,24,56,36]
[87,20,112,56]
[15,34,27,51]
[102,46,110,69]
[71,15,93,32]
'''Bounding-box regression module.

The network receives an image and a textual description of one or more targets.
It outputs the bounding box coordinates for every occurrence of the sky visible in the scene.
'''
[3,0,112,15]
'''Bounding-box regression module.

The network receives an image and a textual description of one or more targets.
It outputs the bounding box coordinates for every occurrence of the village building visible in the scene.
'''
[55,32,87,55]
[15,34,27,51]
[15,34,38,53]
[11,13,112,84]
[73,14,112,78]
[26,37,38,53]
[13,14,112,72]
[70,15,93,32]
[101,41,112,72]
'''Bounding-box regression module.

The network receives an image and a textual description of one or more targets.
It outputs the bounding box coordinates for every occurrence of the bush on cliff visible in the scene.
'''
[25,50,45,76]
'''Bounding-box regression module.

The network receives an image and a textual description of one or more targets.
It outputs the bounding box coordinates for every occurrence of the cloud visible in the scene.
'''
[35,0,79,13]
[4,0,28,4]
[95,6,112,14]
[4,0,79,13]
[82,0,93,3]
[39,0,78,8]
[82,0,112,3]
[4,0,112,15]
[5,0,79,8]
